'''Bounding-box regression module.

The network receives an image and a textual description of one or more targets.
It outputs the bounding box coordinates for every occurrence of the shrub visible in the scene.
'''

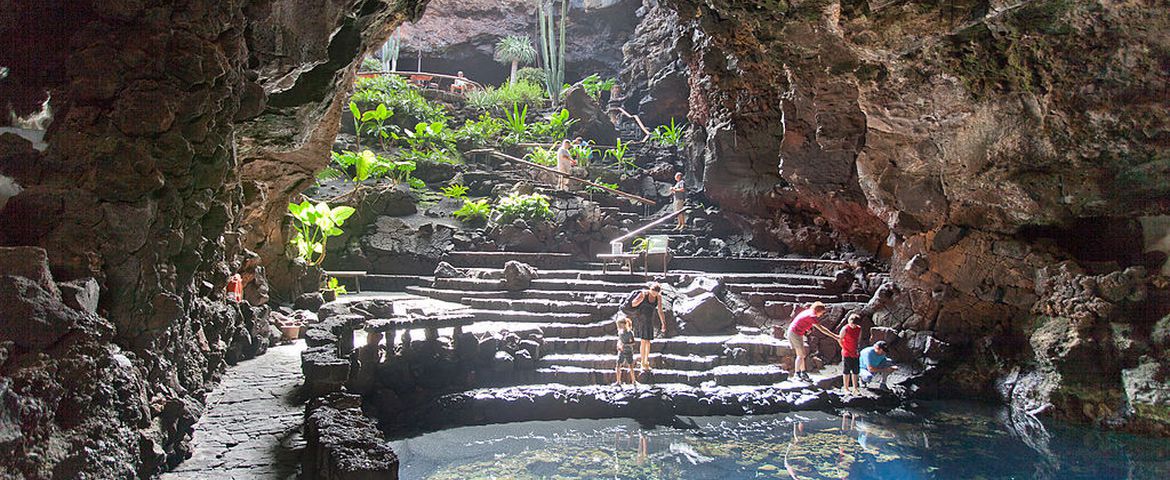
[396,120,456,153]
[453,198,491,223]
[651,118,685,148]
[288,201,355,266]
[360,57,381,72]
[465,81,546,111]
[493,192,552,224]
[605,138,634,171]
[503,103,530,144]
[351,75,447,124]
[569,143,594,167]
[455,113,504,147]
[441,183,469,199]
[529,108,576,140]
[525,146,557,167]
[579,74,616,102]
[325,276,348,296]
[516,67,547,87]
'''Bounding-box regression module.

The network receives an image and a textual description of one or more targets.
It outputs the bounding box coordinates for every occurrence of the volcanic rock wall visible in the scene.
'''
[637,0,1169,431]
[0,1,429,477]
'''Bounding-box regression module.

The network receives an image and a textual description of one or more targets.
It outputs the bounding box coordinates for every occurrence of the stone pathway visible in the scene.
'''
[163,341,307,480]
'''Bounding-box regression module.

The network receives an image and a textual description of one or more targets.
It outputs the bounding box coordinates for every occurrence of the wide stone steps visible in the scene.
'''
[464,309,597,325]
[360,274,432,291]
[541,334,793,358]
[466,268,832,286]
[533,364,787,387]
[764,301,868,320]
[462,298,620,317]
[726,283,837,295]
[405,286,626,304]
[434,277,640,293]
[539,353,726,370]
[442,251,575,269]
[740,291,868,307]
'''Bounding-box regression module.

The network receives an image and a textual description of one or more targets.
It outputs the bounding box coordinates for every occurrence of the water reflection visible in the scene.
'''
[388,402,1170,479]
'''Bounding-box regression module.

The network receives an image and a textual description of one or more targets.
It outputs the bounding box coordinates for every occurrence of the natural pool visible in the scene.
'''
[388,402,1170,479]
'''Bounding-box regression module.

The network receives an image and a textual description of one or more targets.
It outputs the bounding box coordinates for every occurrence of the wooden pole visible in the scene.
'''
[465,148,657,206]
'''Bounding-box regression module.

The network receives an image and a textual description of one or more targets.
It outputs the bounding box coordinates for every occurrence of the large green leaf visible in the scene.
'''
[330,206,356,224]
[356,150,377,182]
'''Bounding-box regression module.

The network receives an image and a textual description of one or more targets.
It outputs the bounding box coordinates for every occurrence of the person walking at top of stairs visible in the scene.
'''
[671,172,686,230]
[556,139,574,191]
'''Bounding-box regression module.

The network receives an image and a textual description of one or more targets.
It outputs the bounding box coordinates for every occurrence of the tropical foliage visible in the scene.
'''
[441,183,469,199]
[455,113,504,147]
[465,81,546,111]
[325,276,348,296]
[288,200,355,265]
[605,138,635,171]
[493,192,553,224]
[515,67,547,87]
[652,118,685,147]
[580,74,616,102]
[524,146,557,167]
[351,75,447,125]
[453,198,491,223]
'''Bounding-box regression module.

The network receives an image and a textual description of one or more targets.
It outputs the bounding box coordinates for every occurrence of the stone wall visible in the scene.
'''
[641,0,1170,431]
[0,0,431,477]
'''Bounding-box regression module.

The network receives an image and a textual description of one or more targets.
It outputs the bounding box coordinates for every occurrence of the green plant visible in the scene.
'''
[493,192,553,224]
[325,276,348,296]
[441,183,469,199]
[455,113,504,147]
[397,120,455,153]
[529,108,575,140]
[288,200,355,266]
[361,56,381,72]
[358,103,394,149]
[322,149,385,184]
[503,103,530,143]
[515,67,546,86]
[348,102,363,149]
[569,143,594,167]
[452,198,491,223]
[580,74,616,102]
[651,118,685,148]
[377,35,401,72]
[524,146,557,167]
[631,236,649,253]
[466,81,546,111]
[494,35,538,85]
[537,0,568,105]
[605,138,634,170]
[584,178,618,194]
[351,75,447,125]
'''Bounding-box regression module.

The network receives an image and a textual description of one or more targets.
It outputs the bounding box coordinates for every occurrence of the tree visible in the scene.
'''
[494,35,537,85]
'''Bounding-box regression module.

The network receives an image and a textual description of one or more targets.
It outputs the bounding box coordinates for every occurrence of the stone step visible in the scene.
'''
[467,268,832,286]
[739,291,862,307]
[433,277,641,294]
[669,256,848,274]
[443,251,575,269]
[533,364,788,387]
[725,283,834,295]
[764,301,868,320]
[465,309,596,325]
[542,334,792,360]
[462,298,620,317]
[539,353,725,370]
[405,286,626,304]
[360,274,432,291]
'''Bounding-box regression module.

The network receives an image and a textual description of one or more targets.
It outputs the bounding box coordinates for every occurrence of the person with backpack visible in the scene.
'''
[624,282,667,372]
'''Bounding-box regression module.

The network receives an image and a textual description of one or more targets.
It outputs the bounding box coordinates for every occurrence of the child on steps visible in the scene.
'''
[817,313,863,396]
[615,318,637,386]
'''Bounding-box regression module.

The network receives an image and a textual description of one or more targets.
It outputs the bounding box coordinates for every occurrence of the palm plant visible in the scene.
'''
[494,35,537,85]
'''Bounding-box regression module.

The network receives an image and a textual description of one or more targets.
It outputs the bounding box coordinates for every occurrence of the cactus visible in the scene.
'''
[537,0,567,105]
[379,34,401,72]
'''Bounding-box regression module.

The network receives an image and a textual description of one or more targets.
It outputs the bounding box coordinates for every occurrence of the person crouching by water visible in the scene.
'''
[615,318,638,386]
[860,340,897,390]
[786,301,829,383]
[627,282,667,372]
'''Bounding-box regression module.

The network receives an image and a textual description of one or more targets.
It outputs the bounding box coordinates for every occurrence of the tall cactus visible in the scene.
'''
[537,0,567,105]
[379,34,401,72]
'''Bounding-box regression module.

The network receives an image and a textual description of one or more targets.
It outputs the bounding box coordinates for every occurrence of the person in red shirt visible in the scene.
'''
[786,302,828,382]
[827,314,863,396]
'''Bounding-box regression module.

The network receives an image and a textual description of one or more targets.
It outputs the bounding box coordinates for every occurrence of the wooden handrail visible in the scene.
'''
[609,205,694,246]
[464,148,657,206]
[608,106,652,142]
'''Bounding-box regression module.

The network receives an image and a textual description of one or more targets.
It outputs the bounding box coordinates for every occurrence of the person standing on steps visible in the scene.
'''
[819,313,863,395]
[614,318,638,386]
[670,172,686,230]
[556,139,574,191]
[786,301,828,383]
[626,282,667,373]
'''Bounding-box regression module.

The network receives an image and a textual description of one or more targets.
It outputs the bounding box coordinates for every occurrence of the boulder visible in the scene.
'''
[57,277,100,314]
[564,86,618,145]
[301,347,350,397]
[0,246,59,296]
[501,261,538,291]
[243,265,270,306]
[1122,360,1170,428]
[348,299,394,319]
[518,339,541,360]
[674,292,734,334]
[295,292,325,312]
[677,276,723,298]
[513,349,534,370]
[433,261,462,279]
[0,276,106,351]
[492,351,514,372]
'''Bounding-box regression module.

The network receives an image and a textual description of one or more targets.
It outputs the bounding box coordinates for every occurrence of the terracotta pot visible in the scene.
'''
[281,325,301,341]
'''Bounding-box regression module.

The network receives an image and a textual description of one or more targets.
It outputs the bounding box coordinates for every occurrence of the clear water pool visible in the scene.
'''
[388,402,1169,479]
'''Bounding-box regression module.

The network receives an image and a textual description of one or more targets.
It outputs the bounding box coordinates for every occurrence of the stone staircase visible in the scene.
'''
[371,248,865,388]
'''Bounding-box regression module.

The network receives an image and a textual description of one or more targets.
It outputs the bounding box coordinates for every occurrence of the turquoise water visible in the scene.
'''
[388,402,1169,479]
